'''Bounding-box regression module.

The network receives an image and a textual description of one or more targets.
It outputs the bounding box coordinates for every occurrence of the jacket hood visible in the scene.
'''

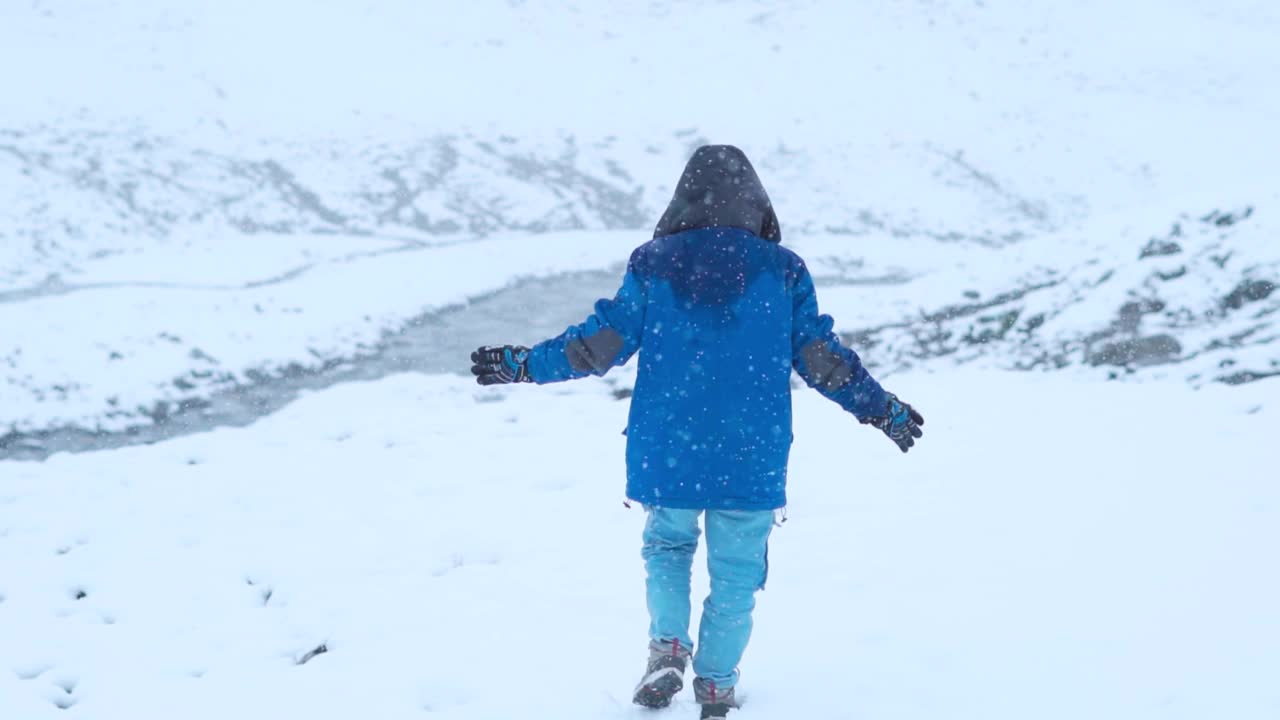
[653,145,781,243]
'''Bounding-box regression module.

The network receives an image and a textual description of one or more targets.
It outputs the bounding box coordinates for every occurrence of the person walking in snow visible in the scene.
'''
[470,145,924,719]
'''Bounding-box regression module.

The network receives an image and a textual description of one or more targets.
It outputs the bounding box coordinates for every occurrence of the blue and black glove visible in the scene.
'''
[860,393,924,453]
[470,345,533,385]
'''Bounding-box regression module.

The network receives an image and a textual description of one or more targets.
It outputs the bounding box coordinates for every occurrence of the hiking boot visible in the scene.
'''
[632,639,690,708]
[693,677,737,719]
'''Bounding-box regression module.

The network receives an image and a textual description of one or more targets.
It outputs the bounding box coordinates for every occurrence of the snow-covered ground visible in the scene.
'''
[3,1,1279,717]
[2,371,1277,718]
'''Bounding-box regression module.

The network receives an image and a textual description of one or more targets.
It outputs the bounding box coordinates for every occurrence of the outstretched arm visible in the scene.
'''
[471,254,647,386]
[525,267,647,383]
[790,259,888,416]
[790,258,924,452]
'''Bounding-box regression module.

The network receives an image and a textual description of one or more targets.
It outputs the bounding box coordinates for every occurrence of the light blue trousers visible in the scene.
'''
[642,507,775,689]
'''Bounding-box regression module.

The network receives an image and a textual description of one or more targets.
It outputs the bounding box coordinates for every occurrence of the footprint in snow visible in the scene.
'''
[14,663,52,680]
[431,552,502,577]
[48,674,79,709]
[52,675,77,694]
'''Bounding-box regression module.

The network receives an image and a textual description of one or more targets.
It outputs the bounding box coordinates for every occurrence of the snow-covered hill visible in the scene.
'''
[822,204,1279,384]
[4,0,1278,445]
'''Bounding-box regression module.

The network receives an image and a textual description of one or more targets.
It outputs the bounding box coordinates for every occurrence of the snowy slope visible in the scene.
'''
[2,371,1278,719]
[0,231,632,433]
[4,0,1280,441]
[803,201,1280,384]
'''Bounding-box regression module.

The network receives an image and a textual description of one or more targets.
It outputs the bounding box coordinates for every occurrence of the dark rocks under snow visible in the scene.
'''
[841,207,1278,385]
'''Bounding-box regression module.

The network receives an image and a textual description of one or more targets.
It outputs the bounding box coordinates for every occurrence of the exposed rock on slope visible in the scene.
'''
[844,207,1278,385]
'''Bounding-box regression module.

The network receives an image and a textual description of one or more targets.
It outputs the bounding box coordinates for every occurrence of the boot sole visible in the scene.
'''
[632,670,684,709]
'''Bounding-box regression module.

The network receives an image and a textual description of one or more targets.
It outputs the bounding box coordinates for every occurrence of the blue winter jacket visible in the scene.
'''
[526,146,889,510]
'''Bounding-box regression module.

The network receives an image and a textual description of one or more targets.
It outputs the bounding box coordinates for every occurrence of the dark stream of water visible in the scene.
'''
[1,269,622,461]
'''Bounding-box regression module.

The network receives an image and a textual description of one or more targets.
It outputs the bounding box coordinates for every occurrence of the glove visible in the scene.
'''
[860,393,924,453]
[470,345,534,385]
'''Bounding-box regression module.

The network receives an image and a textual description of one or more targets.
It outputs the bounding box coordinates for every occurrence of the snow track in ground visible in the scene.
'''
[2,371,1277,719]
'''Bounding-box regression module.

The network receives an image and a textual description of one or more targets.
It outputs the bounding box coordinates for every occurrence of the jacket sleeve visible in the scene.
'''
[790,259,889,418]
[525,265,647,384]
